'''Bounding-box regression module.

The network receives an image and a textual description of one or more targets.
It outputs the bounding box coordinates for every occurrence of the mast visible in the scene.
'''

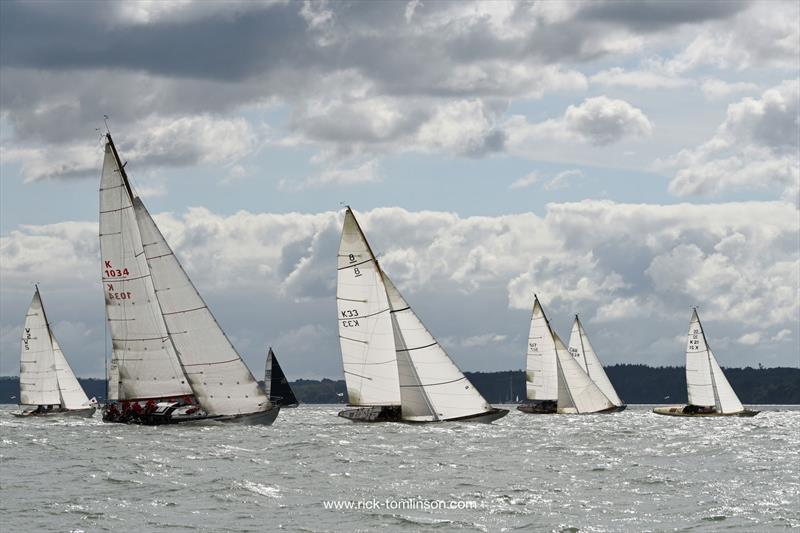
[105,133,134,200]
[35,285,63,407]
[575,315,590,375]
[693,308,721,409]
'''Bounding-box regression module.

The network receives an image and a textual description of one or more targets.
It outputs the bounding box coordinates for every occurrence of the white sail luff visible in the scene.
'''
[19,290,60,406]
[525,297,558,401]
[133,197,268,417]
[568,317,623,407]
[708,349,744,414]
[263,348,273,398]
[336,209,401,406]
[383,273,490,421]
[99,140,193,400]
[555,334,614,414]
[685,309,716,407]
[51,336,91,409]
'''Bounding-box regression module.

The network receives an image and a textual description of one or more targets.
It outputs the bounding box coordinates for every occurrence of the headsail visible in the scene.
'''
[336,208,400,406]
[567,316,623,407]
[19,289,60,406]
[555,334,614,414]
[266,348,298,407]
[99,137,192,400]
[52,336,91,409]
[685,309,716,407]
[133,197,268,417]
[525,296,558,401]
[383,273,490,422]
[708,349,744,414]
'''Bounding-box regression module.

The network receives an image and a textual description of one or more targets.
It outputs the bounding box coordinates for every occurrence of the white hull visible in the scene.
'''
[653,405,760,417]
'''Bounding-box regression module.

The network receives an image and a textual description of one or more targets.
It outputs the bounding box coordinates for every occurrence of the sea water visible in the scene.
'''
[1,405,798,532]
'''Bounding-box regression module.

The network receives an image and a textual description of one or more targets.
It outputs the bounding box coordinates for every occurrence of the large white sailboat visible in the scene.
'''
[15,286,97,418]
[518,296,618,414]
[99,133,279,425]
[336,208,507,423]
[567,315,626,411]
[654,308,759,417]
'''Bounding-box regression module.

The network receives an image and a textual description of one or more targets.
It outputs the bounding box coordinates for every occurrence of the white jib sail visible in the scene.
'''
[525,297,558,401]
[567,317,623,406]
[19,290,60,406]
[336,209,400,406]
[383,273,490,421]
[133,197,268,417]
[99,140,192,400]
[708,349,744,414]
[555,334,614,414]
[685,309,716,407]
[51,336,91,409]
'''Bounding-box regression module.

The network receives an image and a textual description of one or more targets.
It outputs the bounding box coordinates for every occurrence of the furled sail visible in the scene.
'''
[19,289,60,406]
[383,274,490,422]
[99,139,192,400]
[52,337,91,409]
[132,197,268,417]
[336,208,400,406]
[525,296,558,401]
[685,309,716,407]
[708,349,744,414]
[567,316,623,407]
[555,334,614,414]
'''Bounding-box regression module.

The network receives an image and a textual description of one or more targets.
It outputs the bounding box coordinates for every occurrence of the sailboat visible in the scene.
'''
[15,286,97,418]
[263,347,299,407]
[336,207,507,423]
[518,295,617,414]
[653,308,759,417]
[99,133,279,425]
[567,315,626,411]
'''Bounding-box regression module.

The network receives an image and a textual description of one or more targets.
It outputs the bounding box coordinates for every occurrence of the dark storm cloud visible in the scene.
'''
[576,0,750,32]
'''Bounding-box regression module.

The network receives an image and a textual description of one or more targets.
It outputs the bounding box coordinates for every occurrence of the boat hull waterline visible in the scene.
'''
[652,405,760,417]
[13,407,96,418]
[338,406,508,424]
[102,400,280,426]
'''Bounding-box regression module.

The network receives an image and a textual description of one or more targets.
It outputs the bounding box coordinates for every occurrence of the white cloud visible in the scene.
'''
[772,329,792,342]
[658,80,800,202]
[738,332,761,345]
[543,169,583,191]
[701,79,760,101]
[590,67,693,90]
[509,171,539,190]
[279,159,381,192]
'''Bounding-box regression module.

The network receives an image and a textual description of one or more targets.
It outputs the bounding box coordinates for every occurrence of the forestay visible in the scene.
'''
[133,197,268,417]
[567,317,623,407]
[555,334,614,414]
[383,274,490,421]
[685,309,716,407]
[525,297,558,401]
[19,290,60,406]
[99,141,192,400]
[336,209,400,406]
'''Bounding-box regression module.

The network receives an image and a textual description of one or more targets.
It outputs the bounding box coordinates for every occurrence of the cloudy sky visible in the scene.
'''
[1,0,798,381]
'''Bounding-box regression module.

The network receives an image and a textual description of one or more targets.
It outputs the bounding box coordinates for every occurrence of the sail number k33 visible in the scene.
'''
[341,309,360,327]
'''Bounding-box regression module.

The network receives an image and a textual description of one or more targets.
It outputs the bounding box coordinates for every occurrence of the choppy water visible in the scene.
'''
[1,405,798,532]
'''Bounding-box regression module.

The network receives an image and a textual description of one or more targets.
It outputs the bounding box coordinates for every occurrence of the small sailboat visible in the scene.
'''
[336,207,507,423]
[518,296,617,414]
[99,133,279,425]
[567,315,626,411]
[15,287,97,418]
[263,347,298,407]
[653,308,759,417]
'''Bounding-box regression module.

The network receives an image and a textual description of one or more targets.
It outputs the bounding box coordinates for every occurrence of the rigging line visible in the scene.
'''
[389,306,410,313]
[343,370,373,381]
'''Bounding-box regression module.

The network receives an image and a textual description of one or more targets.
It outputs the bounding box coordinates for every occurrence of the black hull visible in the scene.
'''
[102,400,280,426]
[517,401,557,414]
[14,407,96,418]
[338,406,508,424]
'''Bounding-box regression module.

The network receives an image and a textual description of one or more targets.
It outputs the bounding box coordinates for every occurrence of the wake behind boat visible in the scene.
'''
[99,133,279,426]
[336,208,507,424]
[15,286,97,418]
[653,308,759,418]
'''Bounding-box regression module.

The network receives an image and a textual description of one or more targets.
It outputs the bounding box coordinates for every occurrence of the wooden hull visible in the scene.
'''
[14,407,96,418]
[338,406,508,424]
[653,405,761,417]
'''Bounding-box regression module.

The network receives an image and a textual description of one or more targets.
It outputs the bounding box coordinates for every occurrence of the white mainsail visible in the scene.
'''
[336,208,401,406]
[19,289,60,406]
[383,273,491,422]
[555,334,614,414]
[52,336,91,409]
[567,316,623,407]
[99,140,192,400]
[685,309,717,407]
[263,348,273,398]
[525,296,558,401]
[133,197,269,417]
[708,349,744,414]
